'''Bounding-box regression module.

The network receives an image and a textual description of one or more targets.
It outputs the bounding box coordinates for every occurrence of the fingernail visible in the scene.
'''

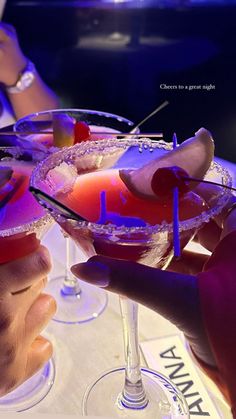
[119,169,132,181]
[71,261,110,288]
[194,127,205,135]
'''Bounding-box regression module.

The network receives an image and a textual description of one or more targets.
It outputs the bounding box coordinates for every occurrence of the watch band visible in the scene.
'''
[6,60,36,94]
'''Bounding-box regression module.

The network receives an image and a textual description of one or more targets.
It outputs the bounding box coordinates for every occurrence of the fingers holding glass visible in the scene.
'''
[0,246,55,408]
[0,286,55,410]
[0,245,52,296]
[0,335,53,397]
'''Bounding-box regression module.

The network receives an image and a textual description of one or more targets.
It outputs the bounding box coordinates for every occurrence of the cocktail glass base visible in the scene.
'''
[0,358,55,412]
[82,366,189,418]
[46,276,108,324]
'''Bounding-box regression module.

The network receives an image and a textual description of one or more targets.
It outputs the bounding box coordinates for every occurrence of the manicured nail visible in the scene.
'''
[194,127,205,135]
[119,169,132,180]
[71,261,110,288]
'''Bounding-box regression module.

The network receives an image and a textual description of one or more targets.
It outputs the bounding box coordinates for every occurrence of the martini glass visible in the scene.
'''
[0,154,55,412]
[14,108,137,324]
[30,138,231,418]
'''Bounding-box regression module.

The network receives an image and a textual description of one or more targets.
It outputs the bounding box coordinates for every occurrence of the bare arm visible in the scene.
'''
[7,70,60,119]
[0,22,59,119]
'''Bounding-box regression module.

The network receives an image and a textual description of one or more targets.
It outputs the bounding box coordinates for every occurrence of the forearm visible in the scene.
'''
[6,70,60,120]
[197,228,236,411]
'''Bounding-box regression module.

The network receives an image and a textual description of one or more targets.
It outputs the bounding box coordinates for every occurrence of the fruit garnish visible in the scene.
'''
[52,114,75,148]
[151,166,190,199]
[0,167,13,188]
[119,128,214,200]
[74,121,91,143]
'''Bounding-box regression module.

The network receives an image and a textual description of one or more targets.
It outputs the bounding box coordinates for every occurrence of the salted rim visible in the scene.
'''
[30,138,232,235]
[0,157,53,237]
[0,213,53,237]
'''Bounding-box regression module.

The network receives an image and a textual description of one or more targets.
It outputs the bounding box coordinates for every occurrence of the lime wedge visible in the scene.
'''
[52,114,75,148]
[119,128,214,199]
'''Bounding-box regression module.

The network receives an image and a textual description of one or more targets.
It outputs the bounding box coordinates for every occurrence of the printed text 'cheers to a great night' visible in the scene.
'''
[160,84,216,91]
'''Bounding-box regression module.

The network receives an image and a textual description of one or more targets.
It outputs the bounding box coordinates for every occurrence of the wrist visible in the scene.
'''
[3,55,27,87]
[5,60,36,94]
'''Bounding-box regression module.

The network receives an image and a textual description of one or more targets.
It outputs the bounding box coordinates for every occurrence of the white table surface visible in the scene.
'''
[28,157,235,418]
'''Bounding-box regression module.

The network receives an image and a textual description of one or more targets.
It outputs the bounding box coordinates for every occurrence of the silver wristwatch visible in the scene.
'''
[6,61,36,94]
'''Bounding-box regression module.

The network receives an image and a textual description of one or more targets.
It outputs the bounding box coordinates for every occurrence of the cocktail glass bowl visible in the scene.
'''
[14,108,136,146]
[15,108,137,324]
[30,138,231,418]
[0,157,54,412]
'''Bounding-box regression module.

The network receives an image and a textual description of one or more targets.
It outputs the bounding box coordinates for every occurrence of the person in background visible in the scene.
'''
[0,18,58,393]
[0,22,59,128]
[71,187,236,417]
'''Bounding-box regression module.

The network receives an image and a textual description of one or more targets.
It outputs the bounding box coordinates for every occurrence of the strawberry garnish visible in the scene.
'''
[74,121,91,143]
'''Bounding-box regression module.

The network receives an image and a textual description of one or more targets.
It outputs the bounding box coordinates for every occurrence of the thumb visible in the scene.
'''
[71,255,215,366]
[72,255,198,327]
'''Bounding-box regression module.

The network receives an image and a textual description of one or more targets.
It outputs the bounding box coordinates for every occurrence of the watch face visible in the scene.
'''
[23,72,35,88]
[17,72,35,91]
[7,61,36,93]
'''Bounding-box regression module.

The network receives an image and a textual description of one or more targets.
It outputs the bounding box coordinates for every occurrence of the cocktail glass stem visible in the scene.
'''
[61,237,81,296]
[118,296,148,409]
[45,231,107,324]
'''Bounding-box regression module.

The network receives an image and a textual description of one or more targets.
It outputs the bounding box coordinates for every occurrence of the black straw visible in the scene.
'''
[29,186,87,222]
[182,176,236,193]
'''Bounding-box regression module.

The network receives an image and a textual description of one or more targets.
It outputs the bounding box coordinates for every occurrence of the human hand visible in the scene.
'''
[71,187,236,370]
[0,245,56,396]
[0,22,27,86]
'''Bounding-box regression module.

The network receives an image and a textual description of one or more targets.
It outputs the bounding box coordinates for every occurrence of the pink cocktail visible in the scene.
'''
[59,168,207,266]
[0,160,49,264]
[30,137,231,418]
[0,156,54,412]
[14,108,137,149]
[15,109,137,324]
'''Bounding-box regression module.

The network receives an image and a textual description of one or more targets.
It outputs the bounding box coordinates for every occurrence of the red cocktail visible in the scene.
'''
[59,168,207,266]
[0,160,50,264]
[0,155,54,412]
[30,137,231,418]
[14,108,139,149]
[15,109,139,324]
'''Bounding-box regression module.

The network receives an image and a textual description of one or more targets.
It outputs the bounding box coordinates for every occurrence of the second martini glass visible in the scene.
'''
[0,155,54,411]
[14,108,137,324]
[30,138,231,417]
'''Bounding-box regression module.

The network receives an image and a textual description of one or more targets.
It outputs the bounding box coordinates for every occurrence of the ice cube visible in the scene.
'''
[47,162,77,195]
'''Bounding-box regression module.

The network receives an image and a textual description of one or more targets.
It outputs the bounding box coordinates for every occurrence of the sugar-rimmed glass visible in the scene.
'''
[14,108,137,324]
[0,154,55,412]
[30,138,232,418]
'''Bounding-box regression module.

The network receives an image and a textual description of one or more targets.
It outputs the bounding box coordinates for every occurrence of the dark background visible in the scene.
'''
[3,0,236,163]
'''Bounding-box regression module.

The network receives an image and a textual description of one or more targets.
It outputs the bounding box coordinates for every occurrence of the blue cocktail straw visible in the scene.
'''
[172,133,181,258]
